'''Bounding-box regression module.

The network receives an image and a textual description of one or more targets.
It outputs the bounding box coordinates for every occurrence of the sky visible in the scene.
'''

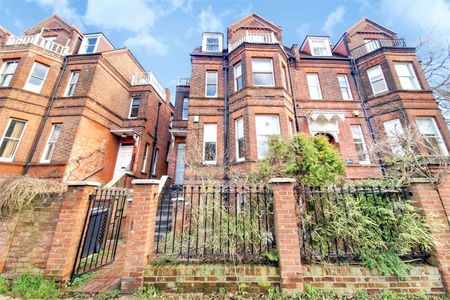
[1,0,449,103]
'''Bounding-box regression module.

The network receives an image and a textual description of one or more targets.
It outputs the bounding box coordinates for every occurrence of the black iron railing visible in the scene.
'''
[350,38,408,59]
[71,188,128,279]
[296,185,429,264]
[155,186,275,263]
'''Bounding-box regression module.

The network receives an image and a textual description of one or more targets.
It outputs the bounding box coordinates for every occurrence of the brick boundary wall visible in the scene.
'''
[144,264,280,293]
[304,265,444,295]
[409,178,450,294]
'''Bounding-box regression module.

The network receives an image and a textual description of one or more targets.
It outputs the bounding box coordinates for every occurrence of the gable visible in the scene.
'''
[228,13,281,34]
[346,18,396,39]
[25,15,78,36]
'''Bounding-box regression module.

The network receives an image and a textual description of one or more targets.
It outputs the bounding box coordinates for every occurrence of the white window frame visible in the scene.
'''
[182,97,189,120]
[288,119,294,137]
[394,62,421,90]
[0,119,27,162]
[40,124,62,163]
[350,125,370,164]
[309,37,332,56]
[205,71,218,97]
[79,36,99,54]
[202,33,223,53]
[203,123,217,164]
[255,115,280,160]
[234,62,243,92]
[235,117,245,162]
[416,117,448,156]
[64,71,80,97]
[128,97,140,119]
[0,60,19,87]
[24,62,49,94]
[383,118,405,156]
[141,143,150,173]
[151,148,159,176]
[252,58,275,87]
[367,65,388,96]
[306,73,323,100]
[337,74,353,100]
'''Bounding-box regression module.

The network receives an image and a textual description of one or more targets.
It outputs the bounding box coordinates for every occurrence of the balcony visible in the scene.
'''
[131,71,166,100]
[350,38,408,59]
[5,34,70,56]
[228,31,279,53]
[177,77,190,86]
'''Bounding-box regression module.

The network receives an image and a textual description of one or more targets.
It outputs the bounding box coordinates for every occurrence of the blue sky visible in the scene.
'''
[1,0,449,102]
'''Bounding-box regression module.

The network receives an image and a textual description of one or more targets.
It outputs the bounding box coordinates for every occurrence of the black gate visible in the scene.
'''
[71,188,128,279]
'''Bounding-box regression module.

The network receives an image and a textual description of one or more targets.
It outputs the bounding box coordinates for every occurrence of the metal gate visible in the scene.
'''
[71,188,128,279]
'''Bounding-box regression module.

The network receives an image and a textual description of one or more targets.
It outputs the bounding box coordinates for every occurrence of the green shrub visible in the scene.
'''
[134,286,159,299]
[0,275,10,294]
[256,134,345,187]
[10,272,60,300]
[97,289,120,299]
[68,272,95,287]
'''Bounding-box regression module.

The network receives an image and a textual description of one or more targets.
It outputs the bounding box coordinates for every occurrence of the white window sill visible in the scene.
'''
[0,157,13,162]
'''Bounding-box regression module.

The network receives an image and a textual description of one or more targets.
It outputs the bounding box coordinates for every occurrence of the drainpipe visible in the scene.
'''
[287,56,300,132]
[23,56,68,175]
[349,55,386,175]
[149,101,162,178]
[223,56,230,182]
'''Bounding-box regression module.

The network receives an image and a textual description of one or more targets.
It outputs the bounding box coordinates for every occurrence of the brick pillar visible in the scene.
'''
[269,178,303,292]
[121,179,160,293]
[45,181,100,281]
[410,178,450,293]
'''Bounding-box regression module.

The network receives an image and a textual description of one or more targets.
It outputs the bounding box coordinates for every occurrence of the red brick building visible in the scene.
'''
[168,14,449,184]
[0,15,173,183]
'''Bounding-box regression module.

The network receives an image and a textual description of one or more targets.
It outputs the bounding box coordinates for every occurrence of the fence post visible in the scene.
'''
[409,178,450,293]
[121,179,160,293]
[45,181,100,281]
[269,178,303,293]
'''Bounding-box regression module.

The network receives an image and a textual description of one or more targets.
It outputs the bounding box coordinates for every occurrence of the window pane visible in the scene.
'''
[307,74,322,99]
[33,63,48,79]
[206,72,217,84]
[252,59,272,72]
[0,139,18,158]
[255,115,280,159]
[206,84,217,96]
[204,123,217,162]
[204,142,216,161]
[372,79,388,94]
[6,120,25,138]
[253,73,274,86]
[182,98,189,120]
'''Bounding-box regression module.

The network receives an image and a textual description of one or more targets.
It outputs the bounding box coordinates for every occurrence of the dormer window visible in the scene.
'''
[202,33,223,53]
[78,35,100,54]
[309,37,332,56]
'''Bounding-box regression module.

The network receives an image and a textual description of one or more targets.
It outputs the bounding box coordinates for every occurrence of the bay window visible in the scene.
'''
[394,62,421,90]
[255,115,280,159]
[367,65,388,95]
[416,117,448,155]
[64,71,80,96]
[383,118,405,155]
[0,119,26,161]
[235,118,245,161]
[129,97,140,118]
[234,62,243,91]
[24,62,49,93]
[350,125,370,164]
[0,60,19,87]
[41,124,62,163]
[252,58,274,87]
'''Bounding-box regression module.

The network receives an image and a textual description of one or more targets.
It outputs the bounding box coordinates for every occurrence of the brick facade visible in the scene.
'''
[168,14,448,184]
[0,15,173,184]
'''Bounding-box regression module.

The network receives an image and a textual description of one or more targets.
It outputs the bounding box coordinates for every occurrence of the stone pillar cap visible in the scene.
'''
[66,181,101,187]
[132,179,160,185]
[268,178,296,184]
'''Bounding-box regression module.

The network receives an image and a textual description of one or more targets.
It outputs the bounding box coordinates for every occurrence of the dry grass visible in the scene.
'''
[0,175,66,218]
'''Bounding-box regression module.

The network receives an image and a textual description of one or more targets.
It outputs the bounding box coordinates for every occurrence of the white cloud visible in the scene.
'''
[322,6,345,36]
[379,0,450,42]
[199,6,222,32]
[296,23,311,40]
[84,0,155,32]
[125,32,168,56]
[26,0,83,27]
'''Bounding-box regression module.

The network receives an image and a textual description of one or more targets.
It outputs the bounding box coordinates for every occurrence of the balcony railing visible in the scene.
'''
[350,38,408,59]
[5,34,70,56]
[131,71,166,100]
[177,77,190,86]
[228,31,279,53]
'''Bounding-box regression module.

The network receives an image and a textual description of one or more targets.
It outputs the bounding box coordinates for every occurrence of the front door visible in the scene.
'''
[174,143,186,185]
[113,144,133,178]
